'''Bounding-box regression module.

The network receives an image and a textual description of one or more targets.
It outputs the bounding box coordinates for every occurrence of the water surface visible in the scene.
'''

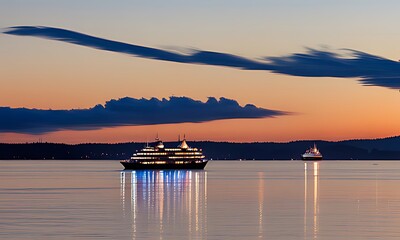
[1,160,400,239]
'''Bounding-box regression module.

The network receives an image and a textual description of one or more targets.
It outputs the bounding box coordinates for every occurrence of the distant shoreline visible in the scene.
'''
[1,136,400,160]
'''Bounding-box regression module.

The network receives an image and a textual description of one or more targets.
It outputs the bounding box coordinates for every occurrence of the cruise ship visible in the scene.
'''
[120,137,208,170]
[301,143,323,160]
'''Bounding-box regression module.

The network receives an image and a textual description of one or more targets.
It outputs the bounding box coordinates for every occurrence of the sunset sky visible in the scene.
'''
[1,0,400,143]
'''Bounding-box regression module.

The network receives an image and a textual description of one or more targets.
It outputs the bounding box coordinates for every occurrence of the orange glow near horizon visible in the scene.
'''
[1,73,399,144]
[0,116,398,144]
[1,56,400,144]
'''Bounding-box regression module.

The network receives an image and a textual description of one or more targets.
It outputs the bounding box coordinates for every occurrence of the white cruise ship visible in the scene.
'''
[120,137,208,170]
[301,143,323,160]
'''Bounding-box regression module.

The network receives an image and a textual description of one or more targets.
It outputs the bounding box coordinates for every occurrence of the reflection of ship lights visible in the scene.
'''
[131,171,137,238]
[304,162,319,240]
[313,162,319,240]
[120,171,126,215]
[258,172,264,239]
[304,163,307,239]
[120,170,207,239]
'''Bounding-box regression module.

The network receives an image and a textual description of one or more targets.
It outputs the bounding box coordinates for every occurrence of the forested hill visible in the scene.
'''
[0,136,399,160]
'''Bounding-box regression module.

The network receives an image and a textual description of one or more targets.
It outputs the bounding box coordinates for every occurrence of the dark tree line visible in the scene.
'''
[0,136,399,160]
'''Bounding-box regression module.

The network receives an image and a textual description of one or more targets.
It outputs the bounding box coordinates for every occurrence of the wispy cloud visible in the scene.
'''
[0,96,286,134]
[4,26,400,89]
[265,48,400,88]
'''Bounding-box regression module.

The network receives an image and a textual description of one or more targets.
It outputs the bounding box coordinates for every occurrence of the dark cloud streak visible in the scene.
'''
[0,96,286,134]
[3,26,266,69]
[4,26,400,88]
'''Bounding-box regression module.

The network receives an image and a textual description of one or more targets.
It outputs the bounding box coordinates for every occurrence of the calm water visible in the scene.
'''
[1,160,400,239]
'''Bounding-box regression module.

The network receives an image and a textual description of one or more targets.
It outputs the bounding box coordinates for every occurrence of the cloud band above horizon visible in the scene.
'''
[0,96,287,134]
[4,26,400,89]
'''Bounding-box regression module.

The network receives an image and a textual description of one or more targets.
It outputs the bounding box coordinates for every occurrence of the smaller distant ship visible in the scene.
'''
[302,143,323,160]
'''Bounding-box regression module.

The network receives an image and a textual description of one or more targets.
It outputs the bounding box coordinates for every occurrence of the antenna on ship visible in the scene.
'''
[156,132,159,141]
[178,134,181,142]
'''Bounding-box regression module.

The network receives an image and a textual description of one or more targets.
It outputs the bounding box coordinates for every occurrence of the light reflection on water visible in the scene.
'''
[304,162,320,240]
[2,160,400,239]
[120,170,207,240]
[120,164,322,240]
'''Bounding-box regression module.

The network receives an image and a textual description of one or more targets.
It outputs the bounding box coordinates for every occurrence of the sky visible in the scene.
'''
[1,0,400,143]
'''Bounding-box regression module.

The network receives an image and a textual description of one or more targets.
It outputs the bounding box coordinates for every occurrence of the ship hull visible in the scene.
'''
[302,156,323,161]
[120,161,208,170]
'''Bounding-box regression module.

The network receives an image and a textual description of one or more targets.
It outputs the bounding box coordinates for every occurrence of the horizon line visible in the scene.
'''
[1,135,398,145]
